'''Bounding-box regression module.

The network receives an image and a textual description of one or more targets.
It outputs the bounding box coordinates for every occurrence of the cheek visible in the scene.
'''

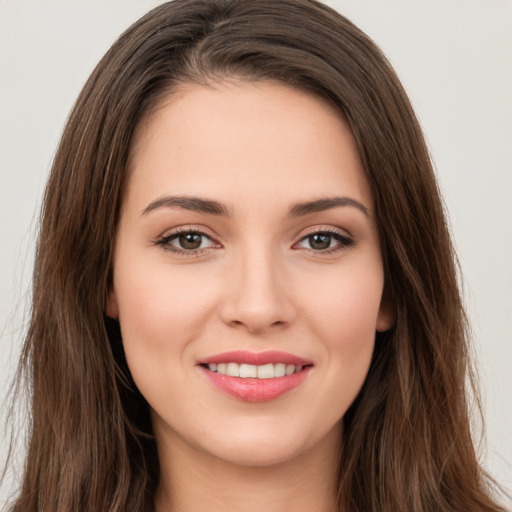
[299,261,383,392]
[302,262,384,343]
[112,257,218,384]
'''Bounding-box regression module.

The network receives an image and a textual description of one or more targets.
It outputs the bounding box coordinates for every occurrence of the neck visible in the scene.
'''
[154,425,341,512]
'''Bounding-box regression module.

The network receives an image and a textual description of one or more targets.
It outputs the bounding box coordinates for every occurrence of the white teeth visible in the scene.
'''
[257,363,274,379]
[226,362,239,377]
[274,363,286,377]
[208,362,305,378]
[239,363,257,378]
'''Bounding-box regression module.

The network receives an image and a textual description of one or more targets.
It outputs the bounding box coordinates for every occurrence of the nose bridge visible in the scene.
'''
[221,237,294,333]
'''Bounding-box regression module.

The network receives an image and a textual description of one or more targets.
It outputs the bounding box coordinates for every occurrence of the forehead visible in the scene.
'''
[125,81,373,214]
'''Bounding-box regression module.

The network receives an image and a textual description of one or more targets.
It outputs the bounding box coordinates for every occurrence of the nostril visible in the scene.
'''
[226,318,288,334]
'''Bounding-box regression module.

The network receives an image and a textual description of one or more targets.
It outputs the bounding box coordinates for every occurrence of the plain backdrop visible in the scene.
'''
[1,0,511,506]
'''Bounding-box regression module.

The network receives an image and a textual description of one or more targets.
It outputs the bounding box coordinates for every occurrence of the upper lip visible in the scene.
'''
[197,350,312,366]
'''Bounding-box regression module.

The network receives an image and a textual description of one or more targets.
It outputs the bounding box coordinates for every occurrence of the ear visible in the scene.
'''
[106,287,119,319]
[376,283,396,332]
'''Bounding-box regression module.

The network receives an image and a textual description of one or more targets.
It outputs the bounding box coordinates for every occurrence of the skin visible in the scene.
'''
[107,81,394,512]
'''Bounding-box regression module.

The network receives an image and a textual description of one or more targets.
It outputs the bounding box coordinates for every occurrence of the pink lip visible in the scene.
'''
[199,367,312,402]
[197,350,313,402]
[197,350,311,366]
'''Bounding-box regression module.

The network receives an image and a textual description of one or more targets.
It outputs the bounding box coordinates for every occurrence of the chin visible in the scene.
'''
[210,439,305,468]
[200,420,340,468]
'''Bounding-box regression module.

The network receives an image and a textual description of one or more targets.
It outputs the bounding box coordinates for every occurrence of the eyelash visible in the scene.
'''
[154,227,220,256]
[295,229,355,254]
[154,227,354,256]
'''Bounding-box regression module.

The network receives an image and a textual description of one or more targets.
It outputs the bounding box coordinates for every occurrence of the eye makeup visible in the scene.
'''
[154,226,221,256]
[153,225,355,257]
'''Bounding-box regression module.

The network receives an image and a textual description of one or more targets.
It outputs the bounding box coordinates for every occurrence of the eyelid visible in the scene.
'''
[152,224,354,256]
[297,224,352,238]
[158,224,220,241]
[154,225,223,255]
[292,226,355,253]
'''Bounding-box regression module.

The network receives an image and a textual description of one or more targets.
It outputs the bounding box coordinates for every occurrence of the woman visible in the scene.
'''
[2,0,508,510]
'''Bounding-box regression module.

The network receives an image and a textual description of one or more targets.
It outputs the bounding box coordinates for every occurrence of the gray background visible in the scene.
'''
[1,0,511,506]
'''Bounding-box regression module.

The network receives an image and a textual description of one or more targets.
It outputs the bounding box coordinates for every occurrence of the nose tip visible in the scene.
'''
[227,317,288,335]
[219,260,296,334]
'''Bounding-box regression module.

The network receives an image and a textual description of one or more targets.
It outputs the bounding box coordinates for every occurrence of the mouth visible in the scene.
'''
[201,362,306,378]
[197,350,313,402]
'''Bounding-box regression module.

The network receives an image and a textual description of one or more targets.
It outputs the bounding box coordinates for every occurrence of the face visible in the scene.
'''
[108,81,393,467]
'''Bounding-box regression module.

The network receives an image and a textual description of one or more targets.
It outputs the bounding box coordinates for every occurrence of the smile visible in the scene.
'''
[197,351,313,402]
[206,362,303,378]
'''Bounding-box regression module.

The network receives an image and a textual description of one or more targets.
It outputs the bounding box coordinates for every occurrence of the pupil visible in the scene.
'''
[180,233,202,250]
[310,234,330,250]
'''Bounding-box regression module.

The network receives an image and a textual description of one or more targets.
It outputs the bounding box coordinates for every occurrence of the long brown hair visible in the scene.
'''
[3,0,507,510]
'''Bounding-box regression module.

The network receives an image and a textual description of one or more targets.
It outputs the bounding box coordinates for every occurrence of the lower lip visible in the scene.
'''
[199,366,312,402]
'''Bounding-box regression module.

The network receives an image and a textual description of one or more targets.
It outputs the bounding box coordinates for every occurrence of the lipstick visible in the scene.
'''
[197,350,313,402]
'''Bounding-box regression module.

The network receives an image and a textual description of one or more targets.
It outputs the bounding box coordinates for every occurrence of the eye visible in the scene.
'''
[295,230,354,253]
[156,228,219,254]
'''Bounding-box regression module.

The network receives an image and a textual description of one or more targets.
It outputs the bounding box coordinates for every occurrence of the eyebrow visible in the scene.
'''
[141,194,369,218]
[288,197,369,218]
[142,195,230,216]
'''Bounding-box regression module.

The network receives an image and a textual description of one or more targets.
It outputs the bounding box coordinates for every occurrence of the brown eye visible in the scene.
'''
[307,234,331,250]
[178,233,203,250]
[295,230,354,253]
[157,229,217,253]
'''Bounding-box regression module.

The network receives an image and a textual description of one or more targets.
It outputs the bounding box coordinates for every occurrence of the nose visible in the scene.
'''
[219,248,296,335]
